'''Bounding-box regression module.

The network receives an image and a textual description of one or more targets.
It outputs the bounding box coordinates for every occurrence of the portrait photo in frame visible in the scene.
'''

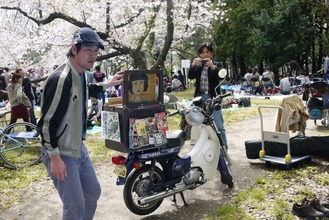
[123,70,164,108]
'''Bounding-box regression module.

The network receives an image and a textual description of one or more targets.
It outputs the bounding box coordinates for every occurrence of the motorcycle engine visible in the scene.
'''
[183,169,203,185]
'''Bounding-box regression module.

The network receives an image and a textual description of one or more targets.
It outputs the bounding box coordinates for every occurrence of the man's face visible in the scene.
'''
[72,45,100,72]
[199,48,213,59]
[132,80,145,95]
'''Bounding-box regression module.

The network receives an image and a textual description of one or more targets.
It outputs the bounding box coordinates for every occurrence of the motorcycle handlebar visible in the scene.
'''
[219,92,231,99]
[213,92,231,103]
[168,110,180,117]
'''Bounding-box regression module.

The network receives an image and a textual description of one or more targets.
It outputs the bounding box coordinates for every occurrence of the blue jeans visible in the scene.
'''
[98,91,106,106]
[42,143,101,220]
[201,94,228,148]
[29,101,36,125]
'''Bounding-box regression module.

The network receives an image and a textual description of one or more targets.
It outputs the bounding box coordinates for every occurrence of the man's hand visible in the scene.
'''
[107,71,124,88]
[204,58,216,69]
[50,154,67,181]
[192,58,203,67]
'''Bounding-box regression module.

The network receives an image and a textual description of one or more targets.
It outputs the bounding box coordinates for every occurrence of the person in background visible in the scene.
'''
[86,69,94,84]
[6,72,31,126]
[261,68,275,95]
[177,70,186,89]
[188,42,228,149]
[87,93,102,129]
[36,27,123,220]
[0,69,7,90]
[323,54,329,84]
[4,67,12,86]
[171,75,183,91]
[93,65,106,105]
[251,68,261,95]
[288,60,304,77]
[244,68,252,86]
[18,68,37,125]
[279,74,291,95]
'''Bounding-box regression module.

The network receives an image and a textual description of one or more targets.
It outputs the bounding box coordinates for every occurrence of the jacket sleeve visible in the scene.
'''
[209,62,221,81]
[38,72,71,156]
[188,65,199,79]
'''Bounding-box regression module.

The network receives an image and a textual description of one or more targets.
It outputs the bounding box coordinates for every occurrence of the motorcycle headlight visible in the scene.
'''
[185,106,205,126]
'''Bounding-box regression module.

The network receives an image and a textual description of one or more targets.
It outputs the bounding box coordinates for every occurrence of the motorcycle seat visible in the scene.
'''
[166,130,187,148]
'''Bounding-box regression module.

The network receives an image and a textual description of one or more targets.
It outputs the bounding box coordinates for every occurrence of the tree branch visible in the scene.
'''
[114,8,145,29]
[1,6,92,28]
[151,0,174,69]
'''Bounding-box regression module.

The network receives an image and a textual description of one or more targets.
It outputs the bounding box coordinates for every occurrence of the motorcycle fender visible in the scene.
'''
[116,154,138,185]
[188,140,220,181]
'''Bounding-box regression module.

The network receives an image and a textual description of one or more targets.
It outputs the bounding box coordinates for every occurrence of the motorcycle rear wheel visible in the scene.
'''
[123,165,166,215]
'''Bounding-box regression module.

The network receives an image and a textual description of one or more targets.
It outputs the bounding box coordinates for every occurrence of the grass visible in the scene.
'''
[213,160,329,219]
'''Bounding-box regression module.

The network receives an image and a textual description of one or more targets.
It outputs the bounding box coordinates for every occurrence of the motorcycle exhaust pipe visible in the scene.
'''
[138,184,192,205]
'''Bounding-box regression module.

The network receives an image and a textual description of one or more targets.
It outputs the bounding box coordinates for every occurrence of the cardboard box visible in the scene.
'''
[104,104,165,153]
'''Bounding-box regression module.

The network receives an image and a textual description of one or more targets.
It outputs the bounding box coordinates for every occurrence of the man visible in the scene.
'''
[188,43,228,148]
[279,74,291,95]
[18,68,37,125]
[37,27,123,220]
[261,68,275,95]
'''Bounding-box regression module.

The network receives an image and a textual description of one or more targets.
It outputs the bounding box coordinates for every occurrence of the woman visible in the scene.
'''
[6,72,31,125]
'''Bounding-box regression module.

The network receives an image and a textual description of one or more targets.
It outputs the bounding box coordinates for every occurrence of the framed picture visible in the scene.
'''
[123,70,164,108]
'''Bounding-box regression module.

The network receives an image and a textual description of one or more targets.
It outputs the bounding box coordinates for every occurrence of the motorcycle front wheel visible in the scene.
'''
[123,165,166,215]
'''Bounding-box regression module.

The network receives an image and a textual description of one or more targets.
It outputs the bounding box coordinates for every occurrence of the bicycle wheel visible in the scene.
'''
[0,122,41,168]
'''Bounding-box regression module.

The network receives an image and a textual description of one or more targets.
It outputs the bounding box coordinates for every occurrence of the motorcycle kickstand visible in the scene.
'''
[172,192,188,206]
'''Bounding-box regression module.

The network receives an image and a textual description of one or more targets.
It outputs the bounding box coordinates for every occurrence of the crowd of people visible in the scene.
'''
[239,60,325,96]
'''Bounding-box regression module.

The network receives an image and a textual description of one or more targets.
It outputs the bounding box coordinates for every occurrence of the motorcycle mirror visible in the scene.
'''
[218,68,227,78]
[192,96,203,106]
[215,68,228,96]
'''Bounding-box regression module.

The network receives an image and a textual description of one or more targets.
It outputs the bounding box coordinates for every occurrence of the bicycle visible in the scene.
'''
[0,122,41,168]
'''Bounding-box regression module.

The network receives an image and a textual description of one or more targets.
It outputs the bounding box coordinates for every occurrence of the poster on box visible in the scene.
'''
[130,135,139,148]
[135,118,147,136]
[102,111,121,142]
[145,117,158,133]
[137,135,149,147]
[154,112,168,131]
[154,131,167,146]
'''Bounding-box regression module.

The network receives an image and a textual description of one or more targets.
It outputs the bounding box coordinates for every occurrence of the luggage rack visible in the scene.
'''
[258,105,311,169]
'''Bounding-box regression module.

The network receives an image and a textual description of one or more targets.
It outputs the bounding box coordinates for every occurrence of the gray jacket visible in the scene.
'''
[37,60,88,157]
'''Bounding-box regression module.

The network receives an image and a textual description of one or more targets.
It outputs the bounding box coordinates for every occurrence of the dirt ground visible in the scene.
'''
[0,108,321,220]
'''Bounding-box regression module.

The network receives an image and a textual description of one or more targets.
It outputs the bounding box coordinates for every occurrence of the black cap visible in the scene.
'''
[72,27,104,50]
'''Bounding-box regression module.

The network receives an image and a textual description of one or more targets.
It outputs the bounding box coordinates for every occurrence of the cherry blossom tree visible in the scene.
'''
[0,0,223,71]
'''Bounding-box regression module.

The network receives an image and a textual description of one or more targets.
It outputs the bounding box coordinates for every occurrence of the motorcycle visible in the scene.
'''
[111,81,233,216]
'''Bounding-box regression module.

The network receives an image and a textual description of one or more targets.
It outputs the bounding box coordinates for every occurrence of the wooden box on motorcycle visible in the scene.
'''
[104,69,166,153]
